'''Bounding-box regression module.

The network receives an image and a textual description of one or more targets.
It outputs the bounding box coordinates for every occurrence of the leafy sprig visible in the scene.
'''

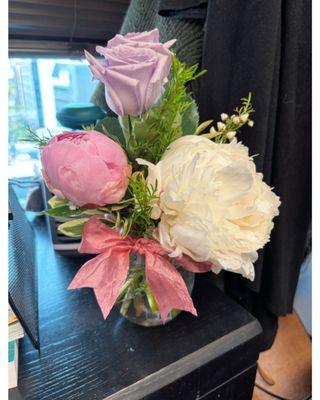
[197,92,255,143]
[146,55,205,162]
[21,127,52,147]
[81,123,95,131]
[93,172,159,238]
[126,172,159,237]
[235,92,255,116]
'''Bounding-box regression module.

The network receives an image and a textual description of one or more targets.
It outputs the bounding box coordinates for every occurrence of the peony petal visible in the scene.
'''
[175,254,212,273]
[215,160,254,203]
[41,131,130,207]
[57,155,114,207]
[142,136,280,282]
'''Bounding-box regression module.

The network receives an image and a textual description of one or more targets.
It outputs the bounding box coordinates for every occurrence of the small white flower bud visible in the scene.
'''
[68,201,77,210]
[240,113,249,123]
[232,116,240,125]
[230,137,238,143]
[217,122,226,131]
[221,113,229,121]
[248,120,254,127]
[226,131,236,140]
[208,126,220,138]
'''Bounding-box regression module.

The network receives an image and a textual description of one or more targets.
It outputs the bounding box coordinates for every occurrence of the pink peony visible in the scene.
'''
[41,131,131,207]
[84,29,176,116]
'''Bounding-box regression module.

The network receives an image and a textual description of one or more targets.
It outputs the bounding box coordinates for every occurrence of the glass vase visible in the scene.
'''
[116,253,195,327]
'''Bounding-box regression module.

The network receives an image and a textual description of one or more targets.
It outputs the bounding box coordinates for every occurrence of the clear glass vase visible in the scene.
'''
[116,253,195,327]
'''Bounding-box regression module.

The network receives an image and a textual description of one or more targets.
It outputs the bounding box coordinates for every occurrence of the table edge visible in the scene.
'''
[104,319,262,400]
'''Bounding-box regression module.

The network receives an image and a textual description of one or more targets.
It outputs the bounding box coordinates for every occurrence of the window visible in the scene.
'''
[8,58,97,178]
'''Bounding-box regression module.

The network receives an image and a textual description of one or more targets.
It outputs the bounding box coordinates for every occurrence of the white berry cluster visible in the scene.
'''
[196,93,255,143]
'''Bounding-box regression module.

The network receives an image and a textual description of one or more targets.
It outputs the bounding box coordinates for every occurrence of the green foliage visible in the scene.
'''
[91,172,159,239]
[126,172,159,237]
[40,205,87,218]
[81,123,95,131]
[195,119,214,135]
[48,196,68,208]
[116,266,159,313]
[43,196,108,219]
[181,99,199,136]
[21,127,52,148]
[143,55,205,163]
[235,92,255,116]
[57,218,89,237]
[116,268,146,304]
[94,116,125,146]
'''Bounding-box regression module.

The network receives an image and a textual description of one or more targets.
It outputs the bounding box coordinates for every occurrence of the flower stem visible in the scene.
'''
[145,286,159,312]
[128,115,133,138]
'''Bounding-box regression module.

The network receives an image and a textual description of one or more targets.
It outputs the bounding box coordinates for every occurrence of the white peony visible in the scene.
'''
[137,135,280,281]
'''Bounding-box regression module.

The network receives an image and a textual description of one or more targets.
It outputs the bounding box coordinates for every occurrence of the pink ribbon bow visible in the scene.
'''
[68,216,212,322]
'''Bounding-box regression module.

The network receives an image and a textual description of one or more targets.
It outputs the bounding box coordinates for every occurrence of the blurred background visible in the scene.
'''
[8,0,130,178]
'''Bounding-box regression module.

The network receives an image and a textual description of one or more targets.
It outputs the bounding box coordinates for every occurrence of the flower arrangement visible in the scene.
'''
[27,29,280,326]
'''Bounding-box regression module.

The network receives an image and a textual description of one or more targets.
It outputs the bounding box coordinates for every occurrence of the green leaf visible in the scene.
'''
[48,196,68,209]
[80,208,105,216]
[122,216,133,238]
[109,203,132,211]
[41,205,86,218]
[95,116,125,146]
[57,218,89,237]
[81,123,95,131]
[195,119,213,135]
[131,114,156,142]
[119,112,159,145]
[181,99,199,135]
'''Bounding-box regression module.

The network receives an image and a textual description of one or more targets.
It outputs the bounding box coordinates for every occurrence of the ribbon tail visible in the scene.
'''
[175,254,212,273]
[145,252,197,322]
[68,249,130,319]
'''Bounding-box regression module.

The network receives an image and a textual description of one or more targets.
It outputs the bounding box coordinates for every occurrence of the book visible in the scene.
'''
[8,305,24,342]
[8,305,24,389]
[8,340,19,389]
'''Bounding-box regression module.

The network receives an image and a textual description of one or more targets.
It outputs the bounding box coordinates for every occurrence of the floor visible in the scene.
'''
[252,312,311,400]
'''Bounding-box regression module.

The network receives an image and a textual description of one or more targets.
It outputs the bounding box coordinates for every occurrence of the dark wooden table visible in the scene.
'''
[11,214,262,400]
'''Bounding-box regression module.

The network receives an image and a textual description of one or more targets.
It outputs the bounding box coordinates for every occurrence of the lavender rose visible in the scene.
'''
[85,29,176,116]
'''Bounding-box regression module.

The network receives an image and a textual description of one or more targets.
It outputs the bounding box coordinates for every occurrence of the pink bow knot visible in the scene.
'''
[68,216,211,322]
